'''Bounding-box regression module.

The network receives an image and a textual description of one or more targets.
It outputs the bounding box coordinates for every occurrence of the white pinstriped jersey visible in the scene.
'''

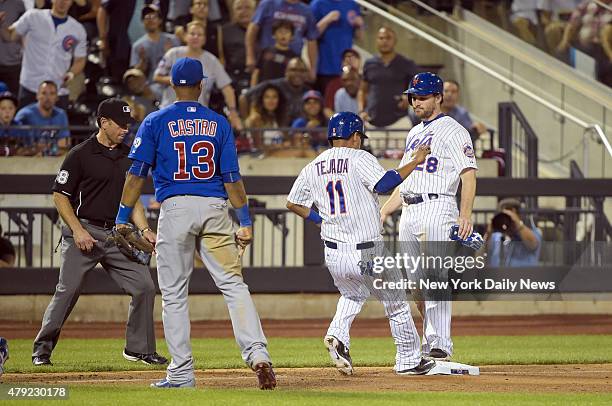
[287,147,387,244]
[398,115,477,196]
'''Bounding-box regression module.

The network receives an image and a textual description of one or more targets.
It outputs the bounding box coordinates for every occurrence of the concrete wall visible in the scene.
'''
[1,294,610,322]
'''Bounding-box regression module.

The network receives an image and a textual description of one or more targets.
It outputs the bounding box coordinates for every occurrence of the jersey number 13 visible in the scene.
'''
[173,141,216,180]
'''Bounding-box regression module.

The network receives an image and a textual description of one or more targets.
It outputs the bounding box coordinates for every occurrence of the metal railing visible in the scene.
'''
[0,207,304,269]
[3,200,610,269]
[498,102,538,180]
[569,160,612,242]
[356,0,612,176]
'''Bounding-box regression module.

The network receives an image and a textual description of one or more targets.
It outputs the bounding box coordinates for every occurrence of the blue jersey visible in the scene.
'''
[129,101,239,203]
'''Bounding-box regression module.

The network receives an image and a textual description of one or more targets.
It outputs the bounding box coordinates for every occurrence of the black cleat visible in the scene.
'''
[324,335,353,375]
[426,348,450,360]
[396,358,436,375]
[32,355,52,366]
[123,349,168,365]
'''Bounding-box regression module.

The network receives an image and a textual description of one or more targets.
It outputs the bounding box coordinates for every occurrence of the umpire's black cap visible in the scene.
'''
[97,98,136,130]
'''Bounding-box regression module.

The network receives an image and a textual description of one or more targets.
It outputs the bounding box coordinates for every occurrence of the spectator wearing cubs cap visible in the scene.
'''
[4,0,87,109]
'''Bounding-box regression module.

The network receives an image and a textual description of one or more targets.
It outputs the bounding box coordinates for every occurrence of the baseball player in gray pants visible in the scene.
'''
[115,57,275,389]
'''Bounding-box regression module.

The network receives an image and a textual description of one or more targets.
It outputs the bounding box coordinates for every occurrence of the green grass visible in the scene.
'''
[5,387,612,406]
[4,335,612,374]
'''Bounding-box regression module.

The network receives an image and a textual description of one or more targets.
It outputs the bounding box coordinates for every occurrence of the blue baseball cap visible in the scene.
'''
[171,58,207,87]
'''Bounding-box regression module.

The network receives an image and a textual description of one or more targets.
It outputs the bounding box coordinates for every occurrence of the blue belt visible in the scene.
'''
[403,193,439,205]
[324,241,375,250]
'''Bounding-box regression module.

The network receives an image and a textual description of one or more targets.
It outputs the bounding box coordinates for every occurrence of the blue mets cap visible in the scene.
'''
[171,57,207,87]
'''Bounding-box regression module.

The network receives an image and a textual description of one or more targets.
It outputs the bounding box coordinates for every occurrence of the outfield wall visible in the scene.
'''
[1,294,611,322]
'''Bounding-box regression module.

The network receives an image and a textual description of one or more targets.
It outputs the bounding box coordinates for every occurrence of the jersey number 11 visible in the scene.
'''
[326,180,347,215]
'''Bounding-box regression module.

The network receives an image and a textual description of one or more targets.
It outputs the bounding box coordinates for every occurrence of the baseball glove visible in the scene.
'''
[449,225,484,251]
[108,224,154,265]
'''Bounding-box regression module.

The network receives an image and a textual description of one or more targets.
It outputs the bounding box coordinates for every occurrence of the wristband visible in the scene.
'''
[115,203,133,224]
[307,209,322,224]
[236,204,252,227]
[141,227,152,233]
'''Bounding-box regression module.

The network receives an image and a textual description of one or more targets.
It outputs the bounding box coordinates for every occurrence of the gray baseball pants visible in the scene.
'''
[33,222,157,358]
[156,195,271,384]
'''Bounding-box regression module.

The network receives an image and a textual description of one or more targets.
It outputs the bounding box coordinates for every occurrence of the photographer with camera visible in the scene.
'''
[485,198,542,267]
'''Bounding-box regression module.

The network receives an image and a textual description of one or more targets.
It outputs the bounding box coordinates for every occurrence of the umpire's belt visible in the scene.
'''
[402,193,439,205]
[79,218,115,229]
[324,241,375,250]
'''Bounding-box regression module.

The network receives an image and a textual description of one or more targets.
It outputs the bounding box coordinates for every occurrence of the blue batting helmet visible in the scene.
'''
[328,112,366,141]
[403,72,443,104]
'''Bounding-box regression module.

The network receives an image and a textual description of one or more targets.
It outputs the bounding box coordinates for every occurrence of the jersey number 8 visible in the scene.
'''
[173,141,216,180]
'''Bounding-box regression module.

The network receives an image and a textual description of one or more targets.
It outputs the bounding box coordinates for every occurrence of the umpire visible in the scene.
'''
[32,99,167,366]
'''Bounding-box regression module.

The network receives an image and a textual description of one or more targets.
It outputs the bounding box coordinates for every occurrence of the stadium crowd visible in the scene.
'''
[0,0,608,157]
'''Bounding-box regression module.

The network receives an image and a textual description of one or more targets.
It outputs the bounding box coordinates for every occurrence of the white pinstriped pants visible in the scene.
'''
[400,196,457,355]
[324,243,422,371]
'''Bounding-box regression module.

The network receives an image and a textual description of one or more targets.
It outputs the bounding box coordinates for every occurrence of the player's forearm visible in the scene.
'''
[120,174,146,208]
[131,200,150,231]
[53,192,85,233]
[224,179,248,208]
[459,169,476,218]
[380,187,402,216]
[286,202,310,219]
[396,159,420,179]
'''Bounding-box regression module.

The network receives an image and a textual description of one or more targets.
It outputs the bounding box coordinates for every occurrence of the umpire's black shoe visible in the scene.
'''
[396,358,436,375]
[426,348,450,360]
[32,355,52,366]
[123,349,168,365]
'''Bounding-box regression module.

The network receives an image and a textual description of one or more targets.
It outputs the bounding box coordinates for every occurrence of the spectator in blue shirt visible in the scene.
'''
[291,89,328,150]
[15,81,70,156]
[310,0,363,92]
[245,0,319,82]
[442,80,487,144]
[485,198,543,267]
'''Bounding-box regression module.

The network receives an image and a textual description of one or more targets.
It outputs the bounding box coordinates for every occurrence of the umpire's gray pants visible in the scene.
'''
[156,196,271,384]
[32,222,157,358]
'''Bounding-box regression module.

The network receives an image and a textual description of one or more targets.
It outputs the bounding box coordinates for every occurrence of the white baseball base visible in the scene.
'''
[426,361,480,376]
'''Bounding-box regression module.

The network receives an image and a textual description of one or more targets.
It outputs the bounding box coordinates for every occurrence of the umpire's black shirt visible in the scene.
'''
[52,134,132,224]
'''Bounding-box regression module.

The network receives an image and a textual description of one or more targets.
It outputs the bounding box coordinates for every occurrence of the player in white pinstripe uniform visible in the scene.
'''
[381,72,477,361]
[287,112,435,375]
